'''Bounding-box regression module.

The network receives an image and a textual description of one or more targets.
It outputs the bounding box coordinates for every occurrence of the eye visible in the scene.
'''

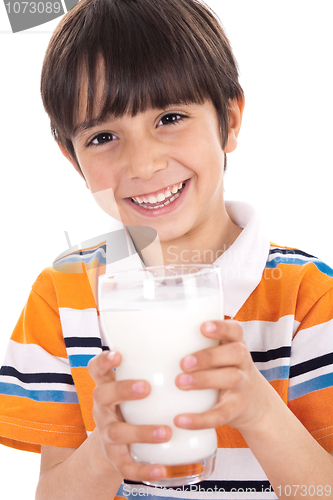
[157,113,187,127]
[89,132,117,146]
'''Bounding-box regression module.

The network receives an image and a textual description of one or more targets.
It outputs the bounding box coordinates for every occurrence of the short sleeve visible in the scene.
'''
[288,286,333,452]
[0,271,88,453]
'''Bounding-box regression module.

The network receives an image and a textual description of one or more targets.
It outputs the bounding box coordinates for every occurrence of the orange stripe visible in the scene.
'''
[0,394,86,429]
[288,386,333,452]
[49,267,97,309]
[216,425,248,449]
[71,367,96,432]
[270,379,289,403]
[11,288,67,358]
[0,395,87,451]
[295,286,333,331]
[236,263,333,324]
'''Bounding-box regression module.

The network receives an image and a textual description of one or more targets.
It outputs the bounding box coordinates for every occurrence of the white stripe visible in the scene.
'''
[66,347,102,356]
[2,340,71,375]
[291,318,333,365]
[254,357,290,371]
[0,375,77,393]
[212,448,268,481]
[59,308,101,339]
[240,315,296,352]
[289,363,333,387]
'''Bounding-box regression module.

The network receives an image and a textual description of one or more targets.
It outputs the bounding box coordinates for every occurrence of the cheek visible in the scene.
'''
[76,150,115,187]
[178,128,224,168]
[181,144,224,180]
[78,159,122,220]
[92,187,123,221]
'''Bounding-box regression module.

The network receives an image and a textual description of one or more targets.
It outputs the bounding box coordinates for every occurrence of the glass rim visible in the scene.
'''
[100,263,221,281]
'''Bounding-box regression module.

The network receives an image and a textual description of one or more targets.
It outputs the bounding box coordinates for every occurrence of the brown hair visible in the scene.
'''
[41,0,244,171]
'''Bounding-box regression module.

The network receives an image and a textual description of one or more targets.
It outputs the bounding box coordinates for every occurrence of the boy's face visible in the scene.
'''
[68,99,242,245]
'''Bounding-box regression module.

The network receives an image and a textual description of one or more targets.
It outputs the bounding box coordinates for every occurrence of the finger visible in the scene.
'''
[200,319,243,343]
[104,444,168,484]
[180,341,249,372]
[120,461,168,484]
[88,350,121,385]
[174,393,244,430]
[103,422,172,445]
[176,366,246,391]
[93,379,151,407]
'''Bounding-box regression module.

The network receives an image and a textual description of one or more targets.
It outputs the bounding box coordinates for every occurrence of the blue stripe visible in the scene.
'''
[288,372,333,400]
[259,365,289,382]
[266,257,333,277]
[0,382,79,403]
[55,249,106,266]
[68,354,96,368]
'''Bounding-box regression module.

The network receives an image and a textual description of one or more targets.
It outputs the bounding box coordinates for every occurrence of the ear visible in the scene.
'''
[224,97,245,153]
[57,142,89,189]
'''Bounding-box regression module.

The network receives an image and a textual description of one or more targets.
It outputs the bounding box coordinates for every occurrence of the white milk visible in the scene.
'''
[99,286,223,465]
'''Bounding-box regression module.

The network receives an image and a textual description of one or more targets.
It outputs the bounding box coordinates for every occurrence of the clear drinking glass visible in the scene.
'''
[98,264,223,487]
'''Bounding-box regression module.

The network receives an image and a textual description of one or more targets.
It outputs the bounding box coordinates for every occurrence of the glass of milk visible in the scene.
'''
[98,265,223,486]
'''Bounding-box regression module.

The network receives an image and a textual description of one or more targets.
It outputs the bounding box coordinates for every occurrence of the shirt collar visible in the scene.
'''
[216,201,270,318]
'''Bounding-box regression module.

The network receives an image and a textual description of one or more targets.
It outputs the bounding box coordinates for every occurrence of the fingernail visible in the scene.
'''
[107,351,116,362]
[132,381,145,394]
[183,355,197,369]
[153,427,166,440]
[205,321,217,333]
[177,416,191,427]
[178,374,193,386]
[150,467,166,479]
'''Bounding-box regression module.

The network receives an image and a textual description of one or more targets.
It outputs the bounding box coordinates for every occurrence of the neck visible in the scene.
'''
[162,214,242,266]
[129,206,242,268]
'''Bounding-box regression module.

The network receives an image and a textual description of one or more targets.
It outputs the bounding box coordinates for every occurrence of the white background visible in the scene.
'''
[0,1,333,497]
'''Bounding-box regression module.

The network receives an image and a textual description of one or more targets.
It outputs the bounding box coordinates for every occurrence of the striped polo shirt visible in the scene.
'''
[0,201,333,500]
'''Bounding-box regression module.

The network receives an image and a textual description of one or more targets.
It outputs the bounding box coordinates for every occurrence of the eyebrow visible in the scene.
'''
[73,116,114,138]
[73,103,195,137]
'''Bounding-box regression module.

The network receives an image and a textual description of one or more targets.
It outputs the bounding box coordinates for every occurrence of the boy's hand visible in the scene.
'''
[88,351,171,482]
[174,320,272,434]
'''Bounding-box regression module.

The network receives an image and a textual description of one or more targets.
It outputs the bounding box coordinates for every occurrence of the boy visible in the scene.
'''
[1,0,333,499]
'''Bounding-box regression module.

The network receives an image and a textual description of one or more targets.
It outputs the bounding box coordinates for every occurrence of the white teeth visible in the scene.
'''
[131,182,185,205]
[156,193,166,202]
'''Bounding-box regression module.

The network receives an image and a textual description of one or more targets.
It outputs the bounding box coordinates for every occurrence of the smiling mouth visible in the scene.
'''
[130,181,187,209]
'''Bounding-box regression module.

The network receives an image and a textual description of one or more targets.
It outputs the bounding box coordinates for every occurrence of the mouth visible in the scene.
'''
[130,180,187,210]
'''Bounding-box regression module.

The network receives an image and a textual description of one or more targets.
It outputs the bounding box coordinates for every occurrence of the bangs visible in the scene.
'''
[41,0,243,147]
[76,34,210,134]
[83,39,210,124]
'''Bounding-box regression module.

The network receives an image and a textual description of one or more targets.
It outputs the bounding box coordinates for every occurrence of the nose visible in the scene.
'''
[124,132,168,180]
